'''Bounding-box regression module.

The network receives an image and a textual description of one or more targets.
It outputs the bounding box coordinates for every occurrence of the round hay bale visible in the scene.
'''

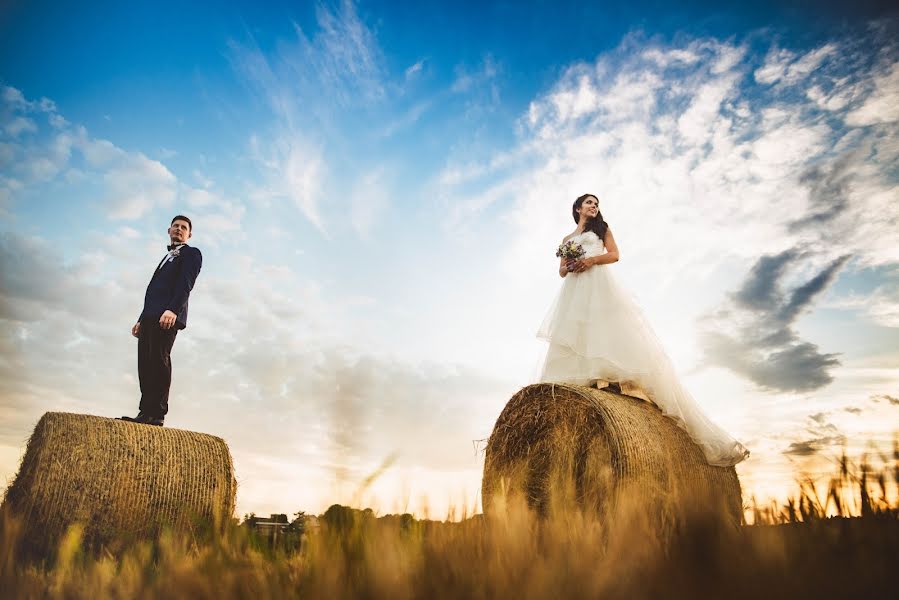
[482,384,742,522]
[2,412,237,557]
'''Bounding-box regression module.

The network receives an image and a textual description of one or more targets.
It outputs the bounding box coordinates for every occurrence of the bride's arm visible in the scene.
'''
[588,228,620,266]
[575,229,620,270]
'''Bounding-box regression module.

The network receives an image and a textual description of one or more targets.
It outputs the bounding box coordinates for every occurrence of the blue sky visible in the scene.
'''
[1,0,898,517]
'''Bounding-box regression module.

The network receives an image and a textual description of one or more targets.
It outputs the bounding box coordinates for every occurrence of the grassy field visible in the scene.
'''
[1,447,896,599]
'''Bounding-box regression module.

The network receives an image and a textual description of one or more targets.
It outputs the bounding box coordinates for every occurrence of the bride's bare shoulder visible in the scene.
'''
[561,230,580,243]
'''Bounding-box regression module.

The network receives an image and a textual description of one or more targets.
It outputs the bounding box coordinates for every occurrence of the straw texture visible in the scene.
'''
[482,384,742,521]
[2,412,236,556]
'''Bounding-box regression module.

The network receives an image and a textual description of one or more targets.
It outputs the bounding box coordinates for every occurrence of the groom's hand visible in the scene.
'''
[159,310,177,330]
[131,322,141,338]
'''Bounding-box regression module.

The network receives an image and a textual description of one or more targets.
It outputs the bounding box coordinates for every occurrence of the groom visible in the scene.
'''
[120,215,203,426]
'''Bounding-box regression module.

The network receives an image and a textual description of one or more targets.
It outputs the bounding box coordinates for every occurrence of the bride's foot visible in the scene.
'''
[593,379,621,393]
[619,381,657,407]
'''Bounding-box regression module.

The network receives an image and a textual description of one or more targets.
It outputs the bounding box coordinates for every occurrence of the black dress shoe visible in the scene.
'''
[118,413,164,426]
[118,411,147,422]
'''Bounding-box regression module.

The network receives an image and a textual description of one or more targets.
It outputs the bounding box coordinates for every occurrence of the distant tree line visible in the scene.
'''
[239,505,424,554]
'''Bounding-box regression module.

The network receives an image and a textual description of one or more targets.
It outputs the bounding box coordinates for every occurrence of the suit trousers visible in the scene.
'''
[138,319,178,418]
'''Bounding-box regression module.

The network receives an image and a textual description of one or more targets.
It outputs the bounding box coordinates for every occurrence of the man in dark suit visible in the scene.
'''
[120,215,202,426]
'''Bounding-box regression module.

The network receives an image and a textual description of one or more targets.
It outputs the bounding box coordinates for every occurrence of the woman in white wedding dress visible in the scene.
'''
[537,194,749,467]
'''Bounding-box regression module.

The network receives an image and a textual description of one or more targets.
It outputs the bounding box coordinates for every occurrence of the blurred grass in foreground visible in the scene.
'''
[1,443,897,599]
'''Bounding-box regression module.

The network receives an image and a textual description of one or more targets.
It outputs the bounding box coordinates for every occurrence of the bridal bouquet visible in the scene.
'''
[556,240,586,261]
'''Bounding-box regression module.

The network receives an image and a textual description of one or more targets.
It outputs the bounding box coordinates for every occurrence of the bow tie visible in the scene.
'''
[167,243,184,251]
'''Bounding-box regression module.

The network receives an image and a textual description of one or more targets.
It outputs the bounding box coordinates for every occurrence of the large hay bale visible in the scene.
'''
[2,412,237,557]
[482,384,742,522]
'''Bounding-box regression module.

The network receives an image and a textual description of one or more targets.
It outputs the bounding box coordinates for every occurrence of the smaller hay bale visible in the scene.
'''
[482,384,742,522]
[2,412,237,557]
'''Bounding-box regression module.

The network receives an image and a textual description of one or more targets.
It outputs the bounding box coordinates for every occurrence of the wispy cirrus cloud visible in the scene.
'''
[246,132,326,232]
[291,0,387,107]
[451,55,498,95]
[349,166,390,238]
[228,0,386,117]
[227,0,390,233]
[820,280,899,328]
[404,58,426,80]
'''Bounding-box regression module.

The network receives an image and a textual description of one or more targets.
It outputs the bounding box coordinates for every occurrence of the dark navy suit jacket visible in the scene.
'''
[139,244,203,329]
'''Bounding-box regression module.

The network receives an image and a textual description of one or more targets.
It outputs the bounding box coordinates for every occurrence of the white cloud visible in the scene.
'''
[170,184,247,246]
[249,133,326,232]
[754,47,795,85]
[184,187,217,208]
[2,86,32,111]
[405,59,425,79]
[712,45,748,75]
[189,198,246,245]
[1,88,66,136]
[376,100,431,139]
[451,55,498,94]
[550,73,601,122]
[79,134,124,166]
[228,0,385,113]
[786,43,838,82]
[823,282,899,328]
[227,0,390,233]
[806,85,851,111]
[677,74,740,144]
[860,297,899,328]
[301,0,386,104]
[4,116,37,137]
[642,47,700,67]
[102,153,177,220]
[350,167,389,238]
[0,105,74,185]
[117,226,141,240]
[0,91,179,220]
[443,177,519,231]
[846,60,899,126]
[192,169,213,189]
[754,44,837,86]
[436,145,528,187]
[0,86,238,247]
[48,113,68,129]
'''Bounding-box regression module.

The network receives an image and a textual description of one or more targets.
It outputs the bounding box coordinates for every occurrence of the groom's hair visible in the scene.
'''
[171,215,192,231]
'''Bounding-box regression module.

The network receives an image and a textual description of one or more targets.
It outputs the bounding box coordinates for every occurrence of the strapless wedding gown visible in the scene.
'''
[537,231,749,467]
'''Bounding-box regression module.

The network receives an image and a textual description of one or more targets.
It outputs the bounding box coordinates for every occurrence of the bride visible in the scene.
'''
[537,193,749,467]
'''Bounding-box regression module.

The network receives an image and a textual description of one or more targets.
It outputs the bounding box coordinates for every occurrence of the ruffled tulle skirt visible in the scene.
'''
[537,265,749,467]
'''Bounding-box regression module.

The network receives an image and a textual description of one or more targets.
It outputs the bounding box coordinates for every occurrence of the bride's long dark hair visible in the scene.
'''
[572,193,609,241]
